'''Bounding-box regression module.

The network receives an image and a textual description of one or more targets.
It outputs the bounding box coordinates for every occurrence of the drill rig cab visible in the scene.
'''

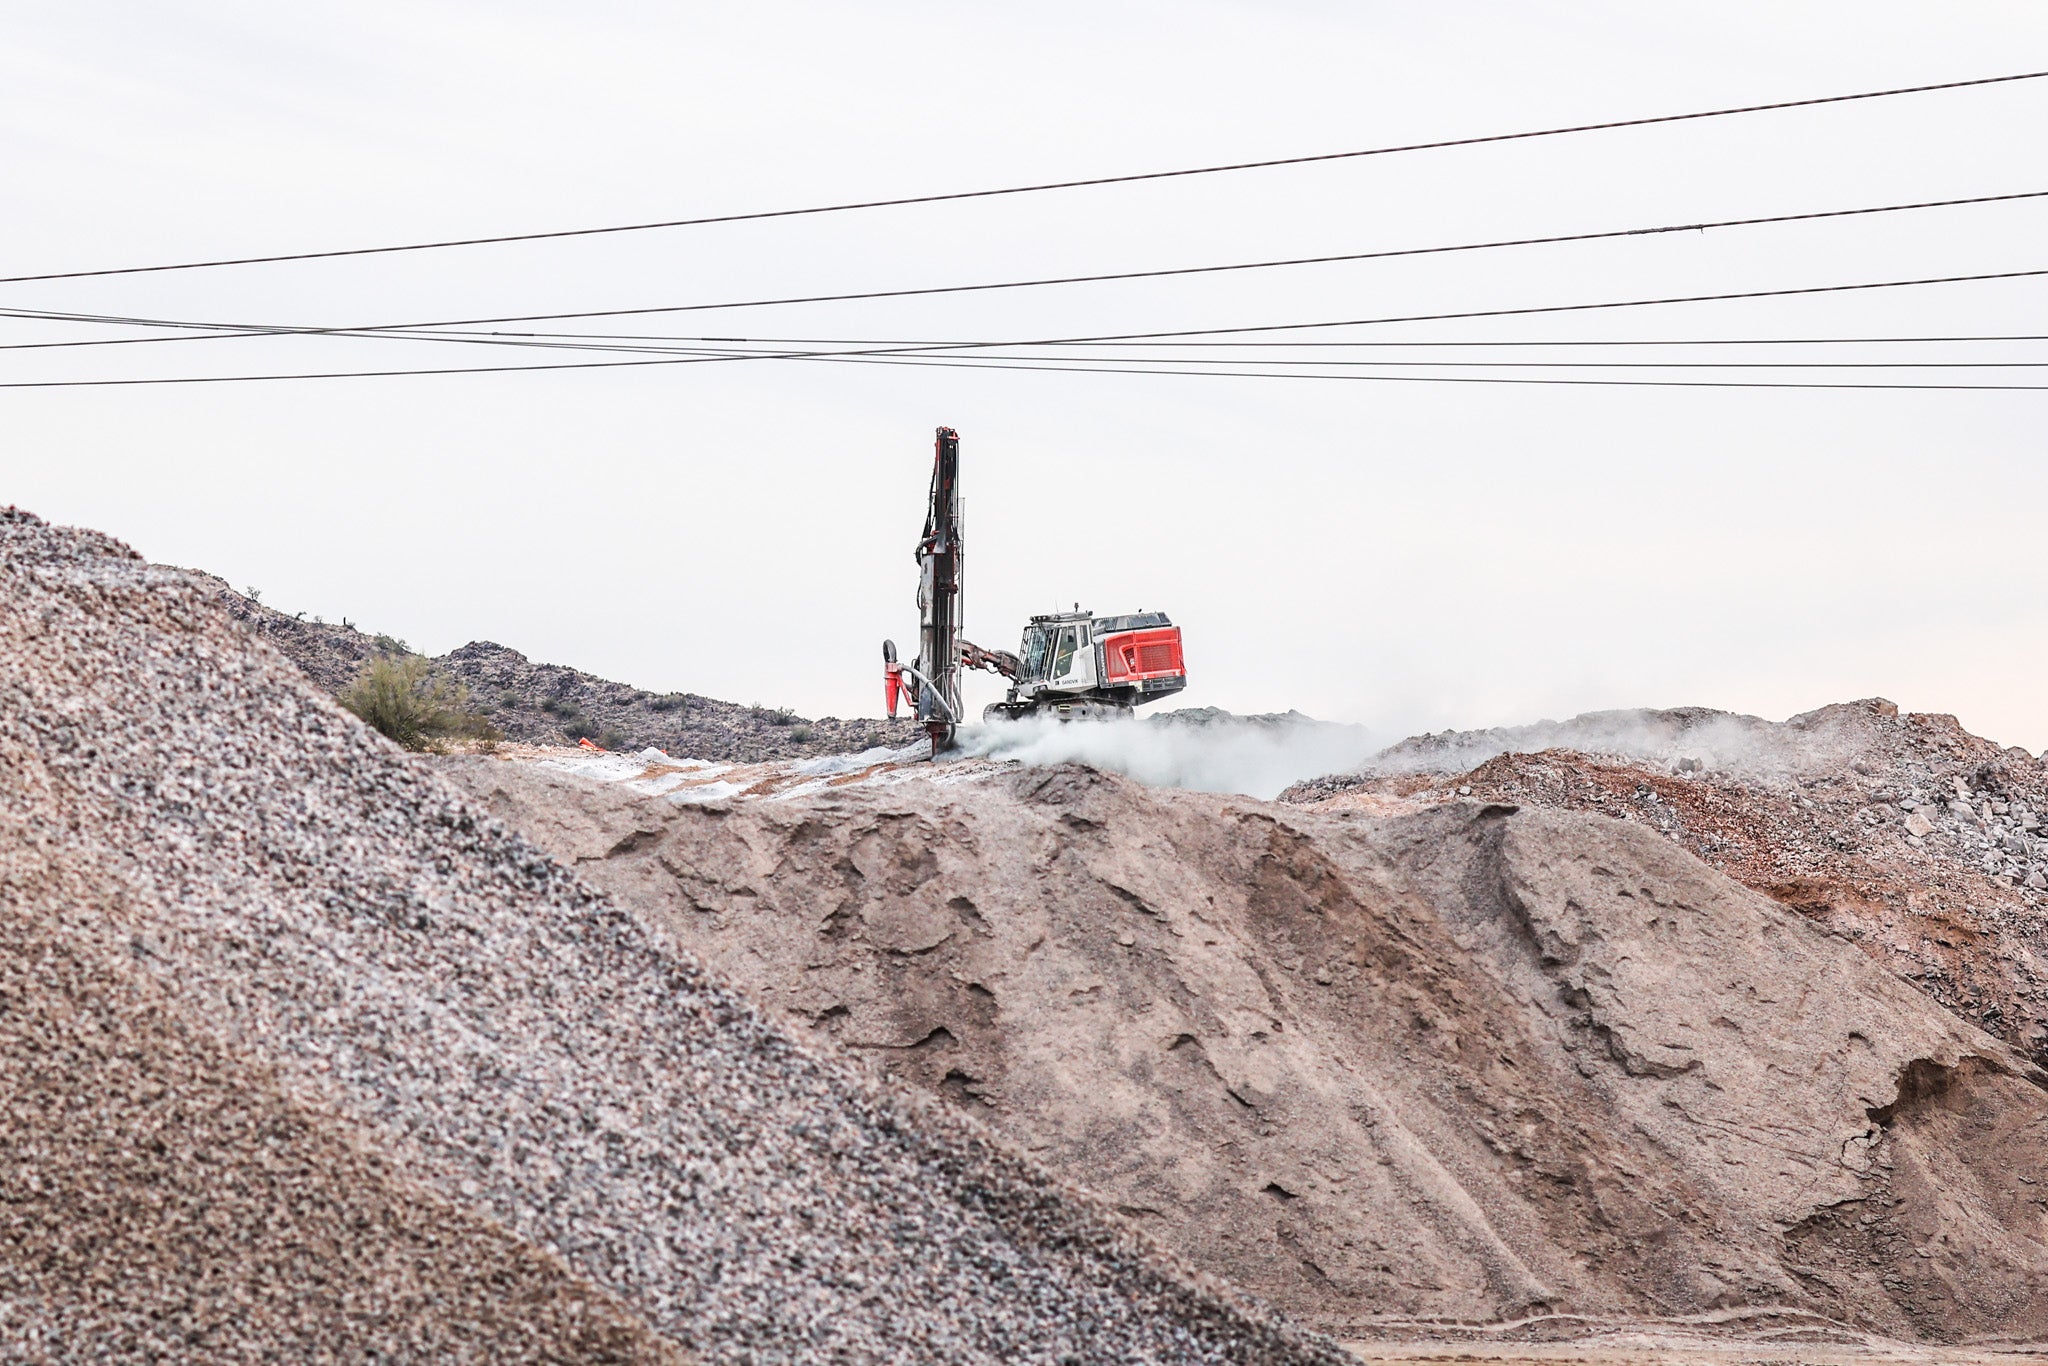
[982,610,1186,722]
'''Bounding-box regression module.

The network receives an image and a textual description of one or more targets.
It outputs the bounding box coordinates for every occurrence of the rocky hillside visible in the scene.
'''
[437,750,2048,1346]
[196,572,919,760]
[196,575,1353,780]
[1282,700,2048,1061]
[1,511,1344,1364]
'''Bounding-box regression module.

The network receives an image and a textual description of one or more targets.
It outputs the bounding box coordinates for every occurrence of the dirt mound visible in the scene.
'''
[1282,700,2048,1061]
[440,751,2048,1344]
[0,510,1345,1364]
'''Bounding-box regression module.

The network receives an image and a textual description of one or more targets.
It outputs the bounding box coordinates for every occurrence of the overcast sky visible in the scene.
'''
[4,3,2045,751]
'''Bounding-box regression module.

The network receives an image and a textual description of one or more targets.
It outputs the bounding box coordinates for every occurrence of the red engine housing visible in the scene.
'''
[1099,626,1185,687]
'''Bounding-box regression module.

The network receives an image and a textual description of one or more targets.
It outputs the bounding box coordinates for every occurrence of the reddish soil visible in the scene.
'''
[1283,700,2048,1061]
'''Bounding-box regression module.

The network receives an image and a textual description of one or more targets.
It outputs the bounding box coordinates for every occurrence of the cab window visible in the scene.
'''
[1019,627,1052,680]
[1051,628,1078,679]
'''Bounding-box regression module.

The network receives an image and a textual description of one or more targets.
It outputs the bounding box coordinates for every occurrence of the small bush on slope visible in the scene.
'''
[341,655,500,752]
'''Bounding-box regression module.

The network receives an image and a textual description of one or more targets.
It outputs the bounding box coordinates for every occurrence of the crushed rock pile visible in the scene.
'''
[438,748,2048,1346]
[1282,700,2048,1060]
[0,509,1348,1364]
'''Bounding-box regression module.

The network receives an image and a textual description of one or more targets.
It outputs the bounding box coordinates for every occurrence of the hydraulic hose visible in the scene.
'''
[895,664,958,724]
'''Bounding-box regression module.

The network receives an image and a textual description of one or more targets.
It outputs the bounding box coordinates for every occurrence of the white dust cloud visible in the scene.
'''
[955,711,1379,800]
[1363,705,1871,781]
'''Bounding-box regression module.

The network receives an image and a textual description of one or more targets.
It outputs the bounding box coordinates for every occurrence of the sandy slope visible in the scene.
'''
[440,752,2048,1345]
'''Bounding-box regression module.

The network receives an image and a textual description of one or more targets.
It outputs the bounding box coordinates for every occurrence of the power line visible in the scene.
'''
[9,330,2048,389]
[1003,267,2048,346]
[819,351,2048,391]
[90,328,2048,366]
[0,303,323,349]
[273,189,2048,332]
[33,310,2048,366]
[9,343,2047,392]
[242,334,2048,367]
[803,354,2048,369]
[7,187,2046,350]
[278,264,2048,355]
[0,354,725,388]
[418,330,2048,349]
[6,264,2047,388]
[423,330,2048,368]
[4,68,2043,287]
[50,317,2048,367]
[259,336,2048,365]
[28,316,2048,357]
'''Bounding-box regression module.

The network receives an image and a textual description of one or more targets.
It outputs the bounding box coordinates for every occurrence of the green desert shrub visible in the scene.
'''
[340,655,500,752]
[597,726,630,751]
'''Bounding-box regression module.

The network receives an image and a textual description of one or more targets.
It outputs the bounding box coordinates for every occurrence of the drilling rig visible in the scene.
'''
[883,426,1187,751]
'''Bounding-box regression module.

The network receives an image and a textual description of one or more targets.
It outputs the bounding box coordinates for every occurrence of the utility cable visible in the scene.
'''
[396,329,2048,350]
[784,350,2048,392]
[81,328,2048,366]
[2,68,2042,286]
[5,187,2045,350]
[8,344,2048,391]
[249,189,2048,333]
[823,350,2048,393]
[769,353,2048,369]
[5,264,2048,387]
[25,317,2048,358]
[990,267,2048,347]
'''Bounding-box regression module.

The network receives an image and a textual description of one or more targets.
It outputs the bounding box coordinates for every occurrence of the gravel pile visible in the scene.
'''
[0,509,1346,1364]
